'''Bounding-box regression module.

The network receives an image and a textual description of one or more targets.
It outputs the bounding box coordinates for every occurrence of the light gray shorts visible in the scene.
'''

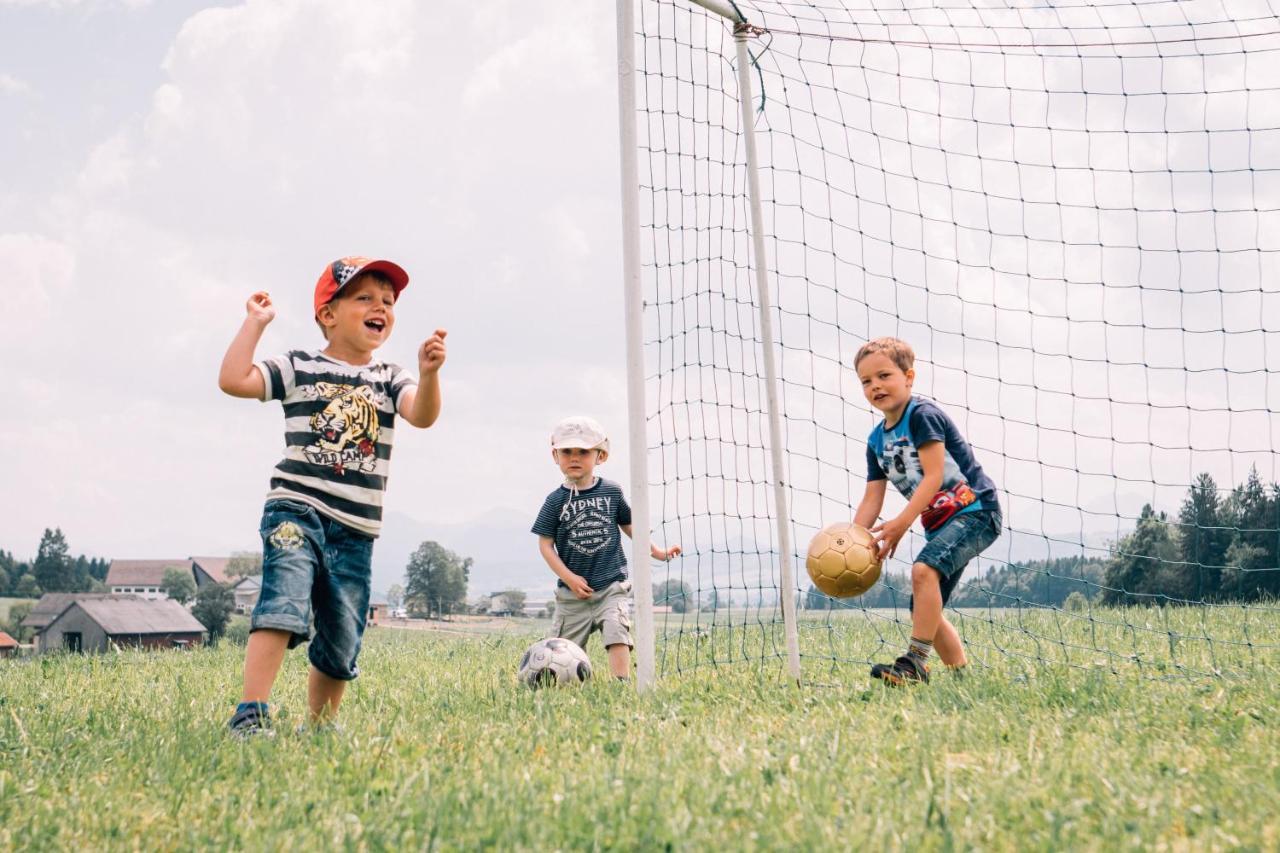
[550,579,633,650]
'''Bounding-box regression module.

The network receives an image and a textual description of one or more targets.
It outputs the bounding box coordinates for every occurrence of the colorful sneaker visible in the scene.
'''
[228,702,274,739]
[871,655,930,686]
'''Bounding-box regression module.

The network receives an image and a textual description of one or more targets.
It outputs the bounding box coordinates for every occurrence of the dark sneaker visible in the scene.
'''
[228,702,275,739]
[871,655,930,686]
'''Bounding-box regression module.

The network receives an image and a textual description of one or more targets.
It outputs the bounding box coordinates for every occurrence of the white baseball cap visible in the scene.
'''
[550,416,610,452]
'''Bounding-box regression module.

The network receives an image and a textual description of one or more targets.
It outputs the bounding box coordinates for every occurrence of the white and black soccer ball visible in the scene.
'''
[518,637,593,688]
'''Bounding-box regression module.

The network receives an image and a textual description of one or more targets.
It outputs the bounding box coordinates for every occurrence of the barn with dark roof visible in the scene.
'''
[40,598,206,653]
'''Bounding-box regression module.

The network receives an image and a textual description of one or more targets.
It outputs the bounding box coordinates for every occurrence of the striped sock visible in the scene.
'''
[906,637,933,667]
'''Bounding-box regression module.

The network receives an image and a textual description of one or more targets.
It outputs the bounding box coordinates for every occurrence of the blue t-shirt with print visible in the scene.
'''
[532,478,632,590]
[865,396,998,537]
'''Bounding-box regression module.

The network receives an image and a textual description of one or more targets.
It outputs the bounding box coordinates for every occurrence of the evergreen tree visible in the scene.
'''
[1102,505,1179,605]
[33,528,74,593]
[1222,468,1280,600]
[1174,472,1229,601]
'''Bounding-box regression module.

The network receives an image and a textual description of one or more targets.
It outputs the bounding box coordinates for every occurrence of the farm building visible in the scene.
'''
[0,630,18,658]
[189,556,230,586]
[105,559,196,599]
[105,557,232,599]
[233,576,262,613]
[22,593,136,652]
[40,598,206,653]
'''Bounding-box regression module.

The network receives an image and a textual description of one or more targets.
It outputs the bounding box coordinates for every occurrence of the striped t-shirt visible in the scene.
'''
[255,350,416,537]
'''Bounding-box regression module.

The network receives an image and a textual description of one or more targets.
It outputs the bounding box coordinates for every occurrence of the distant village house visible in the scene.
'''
[104,557,228,599]
[39,598,206,653]
[233,576,262,614]
[21,593,130,653]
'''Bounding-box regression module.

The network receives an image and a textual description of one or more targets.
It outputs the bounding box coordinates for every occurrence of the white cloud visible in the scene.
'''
[76,131,136,195]
[0,0,151,7]
[0,72,32,95]
[0,233,75,322]
[0,1,626,564]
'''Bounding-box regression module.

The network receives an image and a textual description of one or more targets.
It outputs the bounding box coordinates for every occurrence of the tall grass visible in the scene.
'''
[1,610,1277,850]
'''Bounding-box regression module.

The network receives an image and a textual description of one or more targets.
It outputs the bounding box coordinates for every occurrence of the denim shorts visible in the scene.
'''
[912,507,1002,608]
[252,499,374,681]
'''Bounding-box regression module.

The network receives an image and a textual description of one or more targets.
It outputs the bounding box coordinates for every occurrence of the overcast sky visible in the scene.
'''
[3,0,1277,584]
[1,0,631,562]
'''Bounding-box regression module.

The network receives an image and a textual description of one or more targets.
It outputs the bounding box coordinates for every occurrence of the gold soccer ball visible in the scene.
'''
[805,522,882,598]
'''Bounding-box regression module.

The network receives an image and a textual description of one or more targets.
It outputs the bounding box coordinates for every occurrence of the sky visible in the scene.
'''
[0,0,631,567]
[633,0,1280,575]
[2,0,1277,597]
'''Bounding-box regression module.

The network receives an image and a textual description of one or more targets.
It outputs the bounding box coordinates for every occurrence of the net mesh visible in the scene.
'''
[634,0,1280,679]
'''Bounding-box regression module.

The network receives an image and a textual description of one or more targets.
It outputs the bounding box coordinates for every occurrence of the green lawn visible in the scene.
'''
[1,613,1277,850]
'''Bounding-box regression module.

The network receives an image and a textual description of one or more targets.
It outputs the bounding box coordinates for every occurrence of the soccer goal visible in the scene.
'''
[615,0,1280,690]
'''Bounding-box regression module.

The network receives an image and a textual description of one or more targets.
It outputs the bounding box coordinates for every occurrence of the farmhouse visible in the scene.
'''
[105,559,195,599]
[105,557,231,599]
[0,630,18,658]
[189,556,231,586]
[233,576,262,613]
[40,598,206,653]
[21,593,134,652]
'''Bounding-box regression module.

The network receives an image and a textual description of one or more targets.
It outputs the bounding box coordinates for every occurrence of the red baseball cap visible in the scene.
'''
[313,256,409,315]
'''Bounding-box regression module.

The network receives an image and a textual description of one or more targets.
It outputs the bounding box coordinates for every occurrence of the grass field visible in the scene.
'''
[1,611,1278,850]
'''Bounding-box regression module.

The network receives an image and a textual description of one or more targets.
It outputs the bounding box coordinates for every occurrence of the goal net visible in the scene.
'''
[628,0,1280,680]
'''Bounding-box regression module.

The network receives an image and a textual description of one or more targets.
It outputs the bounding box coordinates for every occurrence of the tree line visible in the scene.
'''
[0,528,109,598]
[804,468,1280,610]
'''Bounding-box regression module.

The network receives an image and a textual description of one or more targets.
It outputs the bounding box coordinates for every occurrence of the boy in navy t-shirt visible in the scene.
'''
[852,338,1001,684]
[532,416,680,680]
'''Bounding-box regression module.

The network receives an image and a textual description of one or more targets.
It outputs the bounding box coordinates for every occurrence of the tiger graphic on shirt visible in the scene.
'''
[306,381,380,475]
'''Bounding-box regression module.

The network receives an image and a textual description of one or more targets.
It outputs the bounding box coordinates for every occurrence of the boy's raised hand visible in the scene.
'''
[567,574,594,600]
[246,291,275,325]
[419,328,447,375]
[653,544,682,561]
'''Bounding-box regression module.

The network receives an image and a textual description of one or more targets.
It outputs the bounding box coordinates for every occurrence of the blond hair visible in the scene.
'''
[854,337,915,373]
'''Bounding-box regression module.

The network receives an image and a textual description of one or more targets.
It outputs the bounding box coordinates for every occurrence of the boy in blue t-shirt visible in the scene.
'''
[852,337,1001,685]
[532,416,680,680]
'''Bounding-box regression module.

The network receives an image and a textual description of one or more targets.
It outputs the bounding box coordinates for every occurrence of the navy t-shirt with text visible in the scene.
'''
[865,396,999,537]
[532,478,633,590]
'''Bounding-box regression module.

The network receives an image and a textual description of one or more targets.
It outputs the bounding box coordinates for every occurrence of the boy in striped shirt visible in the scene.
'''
[218,257,447,735]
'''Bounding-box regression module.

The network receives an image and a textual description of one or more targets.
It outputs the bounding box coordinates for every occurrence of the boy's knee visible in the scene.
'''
[911,562,940,589]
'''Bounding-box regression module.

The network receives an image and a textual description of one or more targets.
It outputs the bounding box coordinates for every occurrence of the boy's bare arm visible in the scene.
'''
[853,479,887,528]
[539,535,592,599]
[619,524,682,561]
[398,329,447,428]
[218,292,274,399]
